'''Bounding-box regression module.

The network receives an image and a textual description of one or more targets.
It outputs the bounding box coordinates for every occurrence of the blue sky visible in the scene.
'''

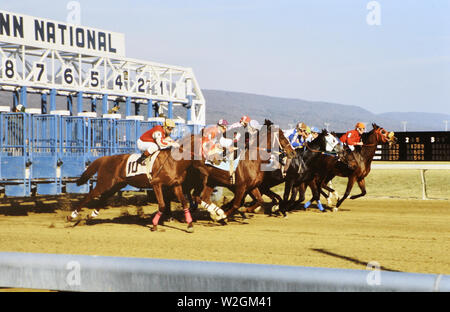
[2,0,449,114]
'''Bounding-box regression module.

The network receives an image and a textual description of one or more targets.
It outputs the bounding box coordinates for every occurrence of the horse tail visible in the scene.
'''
[76,158,102,186]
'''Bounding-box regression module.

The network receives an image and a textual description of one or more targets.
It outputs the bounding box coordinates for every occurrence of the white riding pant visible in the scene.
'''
[137,139,159,155]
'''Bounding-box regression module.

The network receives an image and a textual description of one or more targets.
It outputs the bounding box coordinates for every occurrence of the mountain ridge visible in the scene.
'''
[203,89,449,132]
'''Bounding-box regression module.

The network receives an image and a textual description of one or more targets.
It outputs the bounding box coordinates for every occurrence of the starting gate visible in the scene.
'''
[0,10,205,197]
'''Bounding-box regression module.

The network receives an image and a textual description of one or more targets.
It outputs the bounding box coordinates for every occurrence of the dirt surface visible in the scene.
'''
[0,197,449,275]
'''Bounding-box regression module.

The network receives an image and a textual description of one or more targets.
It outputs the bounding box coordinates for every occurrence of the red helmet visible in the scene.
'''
[217,119,229,126]
[240,115,251,124]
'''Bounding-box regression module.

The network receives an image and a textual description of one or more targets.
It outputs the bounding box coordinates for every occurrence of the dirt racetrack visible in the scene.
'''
[0,195,449,276]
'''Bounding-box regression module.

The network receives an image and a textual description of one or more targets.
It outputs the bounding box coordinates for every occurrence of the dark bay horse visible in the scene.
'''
[315,123,397,209]
[68,134,203,232]
[280,129,343,215]
[192,119,296,222]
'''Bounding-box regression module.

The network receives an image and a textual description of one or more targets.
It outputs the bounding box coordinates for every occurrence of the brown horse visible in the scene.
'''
[191,119,296,222]
[69,134,203,232]
[314,123,397,209]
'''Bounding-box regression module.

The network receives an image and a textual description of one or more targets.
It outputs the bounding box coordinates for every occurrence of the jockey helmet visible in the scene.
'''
[355,122,366,129]
[305,126,311,134]
[240,115,251,124]
[310,126,319,133]
[296,122,307,131]
[217,119,229,127]
[15,104,25,112]
[163,119,176,129]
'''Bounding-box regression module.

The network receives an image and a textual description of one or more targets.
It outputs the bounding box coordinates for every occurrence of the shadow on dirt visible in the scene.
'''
[311,248,402,272]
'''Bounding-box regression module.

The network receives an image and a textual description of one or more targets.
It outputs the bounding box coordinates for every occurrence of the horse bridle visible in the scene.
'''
[363,127,394,146]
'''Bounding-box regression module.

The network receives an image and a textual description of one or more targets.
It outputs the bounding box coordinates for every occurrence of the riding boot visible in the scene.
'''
[137,150,150,165]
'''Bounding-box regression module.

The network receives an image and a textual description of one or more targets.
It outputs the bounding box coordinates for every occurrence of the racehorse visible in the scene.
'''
[280,129,343,215]
[245,130,343,215]
[315,123,397,209]
[191,119,296,222]
[68,133,203,233]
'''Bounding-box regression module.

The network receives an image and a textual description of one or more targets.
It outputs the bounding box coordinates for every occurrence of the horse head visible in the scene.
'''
[369,123,397,145]
[309,129,343,154]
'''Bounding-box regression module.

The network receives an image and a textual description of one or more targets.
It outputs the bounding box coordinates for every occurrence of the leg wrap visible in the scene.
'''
[152,211,162,226]
[317,200,324,212]
[184,208,193,224]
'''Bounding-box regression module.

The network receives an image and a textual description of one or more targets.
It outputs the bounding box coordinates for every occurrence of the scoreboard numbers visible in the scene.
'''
[378,132,450,161]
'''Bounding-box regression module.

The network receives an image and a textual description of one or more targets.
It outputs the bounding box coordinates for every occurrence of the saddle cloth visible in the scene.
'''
[205,152,241,172]
[125,151,160,178]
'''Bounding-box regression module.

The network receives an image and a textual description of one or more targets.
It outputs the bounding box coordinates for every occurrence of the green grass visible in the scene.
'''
[220,169,450,201]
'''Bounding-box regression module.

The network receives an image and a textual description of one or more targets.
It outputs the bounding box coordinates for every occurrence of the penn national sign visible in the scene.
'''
[0,10,125,57]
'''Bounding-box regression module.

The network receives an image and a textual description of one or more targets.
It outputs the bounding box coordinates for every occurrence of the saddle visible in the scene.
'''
[125,151,160,180]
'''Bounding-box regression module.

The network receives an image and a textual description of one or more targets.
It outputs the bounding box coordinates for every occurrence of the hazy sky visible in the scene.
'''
[2,0,450,115]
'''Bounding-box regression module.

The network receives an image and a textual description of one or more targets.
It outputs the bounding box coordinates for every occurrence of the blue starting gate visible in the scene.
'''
[0,113,32,197]
[31,114,61,195]
[0,112,201,197]
[59,116,90,194]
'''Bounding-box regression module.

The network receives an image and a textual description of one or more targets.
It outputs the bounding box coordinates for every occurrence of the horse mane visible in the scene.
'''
[309,129,327,148]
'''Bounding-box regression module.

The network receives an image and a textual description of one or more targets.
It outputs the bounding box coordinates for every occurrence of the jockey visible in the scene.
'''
[288,122,308,149]
[227,115,254,149]
[202,119,234,161]
[228,115,251,130]
[340,122,365,151]
[306,126,320,142]
[282,122,309,176]
[136,119,179,165]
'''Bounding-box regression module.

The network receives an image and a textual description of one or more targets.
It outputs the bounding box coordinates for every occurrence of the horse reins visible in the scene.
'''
[304,142,323,153]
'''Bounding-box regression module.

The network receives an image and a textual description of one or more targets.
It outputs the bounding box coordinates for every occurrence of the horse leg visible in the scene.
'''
[172,184,194,233]
[244,188,264,213]
[265,189,282,214]
[88,182,127,219]
[280,178,293,216]
[224,187,247,220]
[150,183,166,231]
[288,185,299,210]
[350,178,367,200]
[336,176,357,208]
[67,184,105,221]
[293,183,306,209]
[304,180,324,212]
[199,185,226,222]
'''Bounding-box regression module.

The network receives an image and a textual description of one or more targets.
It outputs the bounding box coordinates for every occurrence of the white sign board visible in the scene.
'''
[0,10,126,57]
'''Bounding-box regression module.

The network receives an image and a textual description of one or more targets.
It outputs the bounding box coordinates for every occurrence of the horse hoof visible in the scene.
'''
[150,225,157,232]
[186,223,194,233]
[333,207,339,212]
[271,205,279,213]
[254,206,263,213]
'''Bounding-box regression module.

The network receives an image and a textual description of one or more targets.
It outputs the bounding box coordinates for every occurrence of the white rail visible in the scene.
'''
[0,252,448,292]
